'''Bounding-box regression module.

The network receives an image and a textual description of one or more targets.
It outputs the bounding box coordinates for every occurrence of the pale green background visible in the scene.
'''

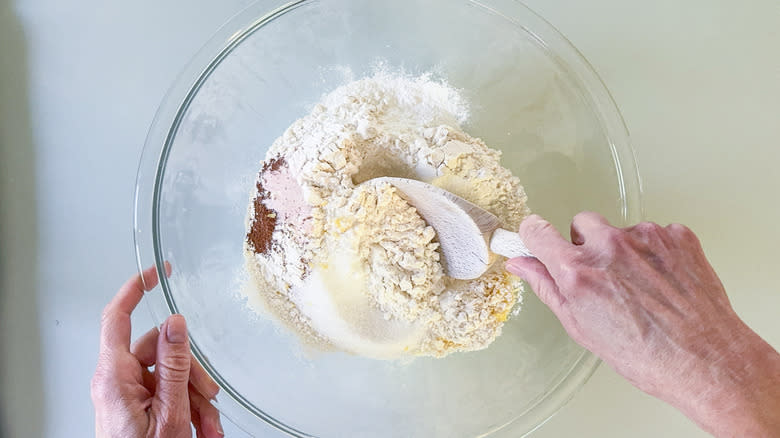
[1,1,778,437]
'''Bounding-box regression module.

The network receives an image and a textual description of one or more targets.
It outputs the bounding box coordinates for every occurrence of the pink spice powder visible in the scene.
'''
[261,164,313,234]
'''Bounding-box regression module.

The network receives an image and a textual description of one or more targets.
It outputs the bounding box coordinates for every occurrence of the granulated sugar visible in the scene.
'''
[244,72,530,359]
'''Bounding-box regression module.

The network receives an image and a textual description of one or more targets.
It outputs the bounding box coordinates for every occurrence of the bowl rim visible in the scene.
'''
[133,0,642,436]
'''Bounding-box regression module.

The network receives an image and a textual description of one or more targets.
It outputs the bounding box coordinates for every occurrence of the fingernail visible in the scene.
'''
[166,314,187,344]
[216,415,224,436]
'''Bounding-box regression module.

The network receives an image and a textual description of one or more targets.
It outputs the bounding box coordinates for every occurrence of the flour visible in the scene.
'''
[244,71,530,358]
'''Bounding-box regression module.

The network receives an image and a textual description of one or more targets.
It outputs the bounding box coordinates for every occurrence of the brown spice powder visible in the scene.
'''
[246,157,285,254]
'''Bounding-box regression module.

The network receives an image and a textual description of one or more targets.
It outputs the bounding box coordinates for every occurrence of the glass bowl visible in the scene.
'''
[134,0,642,436]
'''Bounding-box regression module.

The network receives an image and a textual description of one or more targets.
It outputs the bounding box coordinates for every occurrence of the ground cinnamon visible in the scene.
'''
[246,157,285,254]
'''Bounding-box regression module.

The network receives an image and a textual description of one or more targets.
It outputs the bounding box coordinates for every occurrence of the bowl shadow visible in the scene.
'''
[0,1,45,437]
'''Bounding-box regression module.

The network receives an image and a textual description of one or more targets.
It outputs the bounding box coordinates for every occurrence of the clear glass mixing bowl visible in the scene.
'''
[134,0,642,436]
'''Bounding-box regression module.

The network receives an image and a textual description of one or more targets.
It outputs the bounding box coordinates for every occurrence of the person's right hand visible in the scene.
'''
[506,212,780,438]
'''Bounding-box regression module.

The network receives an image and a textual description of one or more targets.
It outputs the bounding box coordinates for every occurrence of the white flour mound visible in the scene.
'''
[244,72,530,359]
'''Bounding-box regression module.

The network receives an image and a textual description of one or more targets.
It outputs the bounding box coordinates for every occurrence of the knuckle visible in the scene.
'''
[156,415,188,436]
[90,371,111,403]
[628,222,662,245]
[89,376,102,401]
[634,221,661,234]
[556,264,588,287]
[667,222,692,236]
[99,307,117,329]
[197,377,220,400]
[157,353,191,381]
[602,227,625,246]
[666,223,701,248]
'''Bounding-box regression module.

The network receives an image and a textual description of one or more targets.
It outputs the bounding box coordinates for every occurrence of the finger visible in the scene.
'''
[133,326,219,401]
[190,385,224,438]
[100,265,160,354]
[190,355,220,401]
[110,265,161,317]
[191,396,203,438]
[131,327,160,367]
[517,215,572,274]
[506,257,566,311]
[570,211,612,245]
[152,314,191,433]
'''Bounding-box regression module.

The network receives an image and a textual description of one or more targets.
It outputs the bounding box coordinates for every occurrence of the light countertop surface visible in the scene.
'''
[1,0,778,437]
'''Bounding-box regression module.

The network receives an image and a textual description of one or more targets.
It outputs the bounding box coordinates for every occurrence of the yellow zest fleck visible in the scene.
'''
[334,217,353,233]
[494,308,510,323]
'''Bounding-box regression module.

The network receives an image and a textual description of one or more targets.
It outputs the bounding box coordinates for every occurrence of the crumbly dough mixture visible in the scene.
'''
[244,73,530,359]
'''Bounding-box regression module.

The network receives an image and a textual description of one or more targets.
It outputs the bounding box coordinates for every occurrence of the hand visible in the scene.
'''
[91,265,224,438]
[506,213,780,438]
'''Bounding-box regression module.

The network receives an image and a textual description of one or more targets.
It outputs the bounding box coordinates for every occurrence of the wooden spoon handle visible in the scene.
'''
[489,228,534,258]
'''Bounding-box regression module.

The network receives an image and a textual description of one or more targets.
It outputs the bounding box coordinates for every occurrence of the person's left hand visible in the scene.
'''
[91,265,224,438]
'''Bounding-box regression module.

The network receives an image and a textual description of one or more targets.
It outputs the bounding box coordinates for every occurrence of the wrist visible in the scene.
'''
[667,320,780,437]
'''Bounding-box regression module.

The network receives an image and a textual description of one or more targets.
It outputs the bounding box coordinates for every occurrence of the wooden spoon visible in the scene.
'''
[371,177,533,280]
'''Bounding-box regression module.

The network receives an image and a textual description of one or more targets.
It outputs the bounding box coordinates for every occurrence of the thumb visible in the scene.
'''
[153,314,191,433]
[517,214,572,277]
[506,257,565,312]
